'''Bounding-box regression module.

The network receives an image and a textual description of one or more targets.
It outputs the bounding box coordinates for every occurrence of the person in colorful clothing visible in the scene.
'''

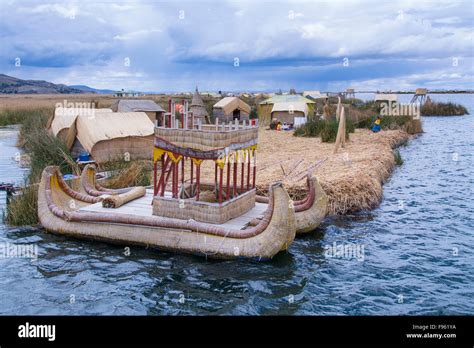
[372,116,382,132]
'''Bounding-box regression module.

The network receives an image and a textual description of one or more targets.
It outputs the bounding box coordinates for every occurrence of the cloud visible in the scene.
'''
[0,0,472,91]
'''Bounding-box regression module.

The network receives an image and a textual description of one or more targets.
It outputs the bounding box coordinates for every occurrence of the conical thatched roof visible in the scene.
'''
[190,86,209,120]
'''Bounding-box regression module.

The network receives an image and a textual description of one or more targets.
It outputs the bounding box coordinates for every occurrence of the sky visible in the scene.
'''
[0,0,473,92]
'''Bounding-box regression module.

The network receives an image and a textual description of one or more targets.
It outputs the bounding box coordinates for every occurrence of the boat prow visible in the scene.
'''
[256,175,328,234]
[80,163,132,196]
[38,166,296,260]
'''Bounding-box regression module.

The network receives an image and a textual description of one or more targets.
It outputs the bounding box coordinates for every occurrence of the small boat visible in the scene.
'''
[38,166,296,260]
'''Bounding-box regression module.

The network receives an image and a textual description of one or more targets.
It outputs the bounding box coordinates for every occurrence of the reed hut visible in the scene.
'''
[410,88,428,105]
[111,99,165,125]
[213,97,251,122]
[258,95,315,126]
[189,87,209,124]
[49,107,112,140]
[345,88,355,99]
[66,112,154,162]
[303,90,328,102]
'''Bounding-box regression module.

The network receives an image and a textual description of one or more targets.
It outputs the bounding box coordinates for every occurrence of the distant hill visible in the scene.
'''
[0,74,96,94]
[69,85,116,94]
[0,74,86,94]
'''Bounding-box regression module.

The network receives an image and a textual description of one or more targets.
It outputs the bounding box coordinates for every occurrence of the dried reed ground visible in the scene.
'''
[258,129,409,215]
[198,128,410,216]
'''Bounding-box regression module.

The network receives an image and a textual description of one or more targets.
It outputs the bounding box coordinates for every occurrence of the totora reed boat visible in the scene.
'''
[37,101,327,260]
[38,166,295,260]
[80,162,327,235]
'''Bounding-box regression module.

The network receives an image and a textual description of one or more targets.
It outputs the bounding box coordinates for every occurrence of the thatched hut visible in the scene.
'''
[66,112,154,162]
[111,99,165,125]
[49,107,112,140]
[303,90,328,102]
[213,97,251,122]
[189,87,209,124]
[258,95,315,126]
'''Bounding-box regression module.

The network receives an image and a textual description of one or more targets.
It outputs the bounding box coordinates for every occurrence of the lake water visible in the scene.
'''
[0,94,473,315]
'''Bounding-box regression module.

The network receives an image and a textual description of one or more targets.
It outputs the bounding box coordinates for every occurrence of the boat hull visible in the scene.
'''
[38,166,296,260]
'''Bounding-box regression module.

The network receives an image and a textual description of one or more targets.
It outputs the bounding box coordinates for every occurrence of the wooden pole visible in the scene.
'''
[247,150,250,191]
[233,160,237,197]
[162,158,173,196]
[190,159,193,185]
[153,159,158,196]
[334,107,346,154]
[168,99,171,128]
[252,150,256,188]
[226,159,230,201]
[241,160,245,193]
[182,99,185,128]
[214,162,218,189]
[196,164,201,201]
[158,155,171,196]
[172,161,178,198]
[181,157,185,184]
[218,166,223,204]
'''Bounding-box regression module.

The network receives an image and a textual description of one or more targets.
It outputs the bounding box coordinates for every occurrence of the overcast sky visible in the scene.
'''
[0,0,473,92]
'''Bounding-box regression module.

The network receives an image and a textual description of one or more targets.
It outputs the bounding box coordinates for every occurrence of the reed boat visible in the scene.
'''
[38,166,296,260]
[81,159,327,235]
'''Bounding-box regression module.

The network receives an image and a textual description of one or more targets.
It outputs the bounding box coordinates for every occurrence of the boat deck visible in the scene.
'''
[79,189,268,230]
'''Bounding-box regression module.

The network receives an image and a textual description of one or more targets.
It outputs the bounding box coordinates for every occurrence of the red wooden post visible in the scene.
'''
[175,161,180,198]
[172,161,177,198]
[233,161,237,197]
[182,99,185,128]
[218,166,223,204]
[161,157,173,196]
[196,163,201,201]
[165,161,174,196]
[190,159,193,185]
[252,150,256,189]
[214,162,218,189]
[226,160,230,201]
[247,151,250,191]
[241,161,244,193]
[158,155,170,196]
[168,99,172,128]
[153,159,158,195]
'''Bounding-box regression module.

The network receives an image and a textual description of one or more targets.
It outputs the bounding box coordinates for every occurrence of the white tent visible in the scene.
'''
[66,112,155,163]
[50,107,112,139]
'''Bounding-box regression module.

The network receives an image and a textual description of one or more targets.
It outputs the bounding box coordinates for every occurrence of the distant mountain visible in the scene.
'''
[69,85,116,94]
[0,74,88,94]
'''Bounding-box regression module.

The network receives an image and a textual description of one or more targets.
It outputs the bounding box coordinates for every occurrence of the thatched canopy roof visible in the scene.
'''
[213,97,251,114]
[50,107,112,137]
[190,87,209,118]
[111,99,165,113]
[67,112,154,153]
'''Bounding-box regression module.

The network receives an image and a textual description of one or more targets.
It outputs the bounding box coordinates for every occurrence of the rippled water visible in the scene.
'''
[0,94,473,315]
